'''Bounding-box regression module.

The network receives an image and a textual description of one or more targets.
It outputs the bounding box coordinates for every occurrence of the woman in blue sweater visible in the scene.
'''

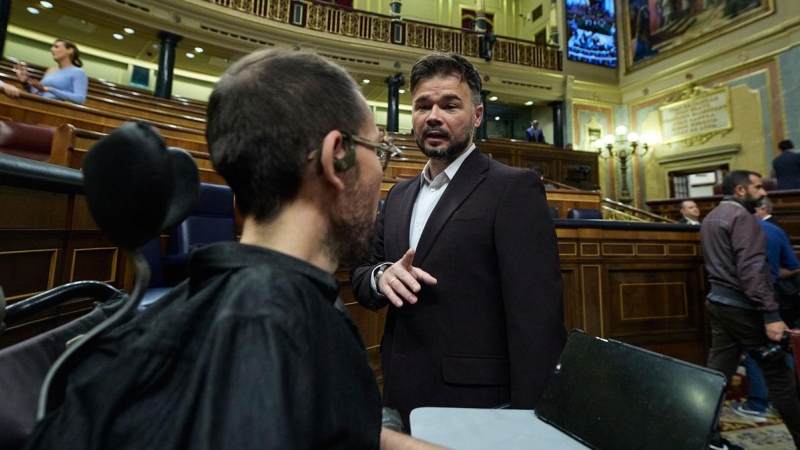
[14,39,88,105]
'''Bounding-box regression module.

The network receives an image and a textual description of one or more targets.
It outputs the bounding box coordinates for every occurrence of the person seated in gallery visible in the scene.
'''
[677,200,701,225]
[13,39,88,105]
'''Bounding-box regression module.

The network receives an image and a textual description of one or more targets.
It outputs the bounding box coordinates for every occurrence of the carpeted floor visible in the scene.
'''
[720,365,796,450]
[720,400,794,449]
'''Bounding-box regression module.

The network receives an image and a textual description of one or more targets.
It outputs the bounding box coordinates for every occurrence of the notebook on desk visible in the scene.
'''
[535,330,726,450]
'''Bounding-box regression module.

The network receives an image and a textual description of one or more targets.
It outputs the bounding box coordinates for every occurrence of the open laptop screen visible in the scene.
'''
[535,330,726,450]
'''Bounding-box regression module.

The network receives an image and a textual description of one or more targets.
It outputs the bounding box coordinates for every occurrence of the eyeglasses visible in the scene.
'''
[308,129,402,173]
[355,129,402,172]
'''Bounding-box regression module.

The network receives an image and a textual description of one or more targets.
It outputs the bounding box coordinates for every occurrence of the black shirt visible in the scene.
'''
[26,242,381,450]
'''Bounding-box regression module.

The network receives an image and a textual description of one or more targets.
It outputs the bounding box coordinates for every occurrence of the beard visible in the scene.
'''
[415,123,474,162]
[323,165,378,267]
[743,192,762,212]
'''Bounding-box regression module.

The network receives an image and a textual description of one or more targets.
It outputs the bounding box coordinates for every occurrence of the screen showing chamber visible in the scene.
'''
[566,0,617,68]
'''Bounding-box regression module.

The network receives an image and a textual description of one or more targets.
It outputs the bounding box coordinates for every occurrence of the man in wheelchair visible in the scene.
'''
[24,49,440,449]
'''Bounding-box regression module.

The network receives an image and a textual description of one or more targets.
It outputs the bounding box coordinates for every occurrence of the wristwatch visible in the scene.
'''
[374,263,392,293]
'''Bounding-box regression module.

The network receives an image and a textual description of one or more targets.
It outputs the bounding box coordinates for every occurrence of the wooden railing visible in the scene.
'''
[208,0,562,71]
[601,198,677,223]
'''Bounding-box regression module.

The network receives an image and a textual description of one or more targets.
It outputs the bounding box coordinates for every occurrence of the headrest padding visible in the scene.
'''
[82,122,173,250]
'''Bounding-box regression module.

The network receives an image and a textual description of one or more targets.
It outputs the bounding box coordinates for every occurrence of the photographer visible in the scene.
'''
[700,170,800,448]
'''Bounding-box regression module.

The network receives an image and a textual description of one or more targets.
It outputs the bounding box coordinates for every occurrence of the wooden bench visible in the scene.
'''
[0,60,208,115]
[0,91,208,152]
[385,132,600,189]
[49,124,224,186]
[0,72,207,131]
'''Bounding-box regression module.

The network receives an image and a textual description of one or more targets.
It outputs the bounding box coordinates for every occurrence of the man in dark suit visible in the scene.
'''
[677,199,700,225]
[350,52,566,427]
[773,140,800,190]
[525,119,546,143]
[755,197,779,226]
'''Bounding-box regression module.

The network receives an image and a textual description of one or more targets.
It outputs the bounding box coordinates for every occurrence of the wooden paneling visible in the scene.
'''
[0,183,128,347]
[385,134,599,190]
[2,183,710,369]
[0,248,58,301]
[0,186,69,229]
[555,224,706,364]
[546,190,602,219]
[69,246,118,283]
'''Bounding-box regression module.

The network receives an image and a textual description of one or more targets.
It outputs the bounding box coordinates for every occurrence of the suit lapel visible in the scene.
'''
[392,178,420,255]
[413,149,488,266]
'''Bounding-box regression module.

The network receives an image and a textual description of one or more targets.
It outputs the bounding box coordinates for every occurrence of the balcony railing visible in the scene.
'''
[208,0,562,71]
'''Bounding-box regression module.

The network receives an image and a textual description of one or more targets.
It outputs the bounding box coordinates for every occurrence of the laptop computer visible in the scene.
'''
[535,330,726,450]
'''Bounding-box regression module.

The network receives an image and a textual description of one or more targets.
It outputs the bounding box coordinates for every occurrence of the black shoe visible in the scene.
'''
[708,436,744,450]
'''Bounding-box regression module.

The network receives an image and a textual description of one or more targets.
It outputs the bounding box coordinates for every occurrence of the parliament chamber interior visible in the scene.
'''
[1,0,800,448]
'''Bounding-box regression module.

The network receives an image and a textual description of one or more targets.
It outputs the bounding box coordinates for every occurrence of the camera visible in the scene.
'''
[749,332,792,365]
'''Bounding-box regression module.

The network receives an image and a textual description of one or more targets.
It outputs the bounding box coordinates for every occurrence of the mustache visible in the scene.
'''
[422,127,450,138]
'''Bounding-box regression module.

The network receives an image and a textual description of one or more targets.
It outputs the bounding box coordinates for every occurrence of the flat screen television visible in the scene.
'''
[566,0,617,68]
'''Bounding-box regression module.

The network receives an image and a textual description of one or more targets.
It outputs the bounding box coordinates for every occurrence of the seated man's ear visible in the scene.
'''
[318,130,355,192]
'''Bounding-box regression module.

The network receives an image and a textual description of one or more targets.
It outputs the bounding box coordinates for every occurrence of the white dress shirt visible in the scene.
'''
[409,145,476,249]
[370,145,477,294]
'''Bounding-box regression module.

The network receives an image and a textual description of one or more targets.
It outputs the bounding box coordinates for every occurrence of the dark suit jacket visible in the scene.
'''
[525,127,546,143]
[350,149,566,426]
[773,151,800,190]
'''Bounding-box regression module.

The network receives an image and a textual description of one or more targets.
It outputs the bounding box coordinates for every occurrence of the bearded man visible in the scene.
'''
[25,49,442,450]
[701,170,800,449]
[350,52,566,428]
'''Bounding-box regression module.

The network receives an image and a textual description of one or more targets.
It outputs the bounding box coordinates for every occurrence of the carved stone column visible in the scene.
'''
[0,0,10,58]
[385,72,404,133]
[154,31,183,99]
[550,100,564,148]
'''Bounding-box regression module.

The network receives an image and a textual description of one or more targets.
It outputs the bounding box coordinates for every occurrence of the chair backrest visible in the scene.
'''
[168,183,236,255]
[549,206,559,219]
[38,122,200,418]
[566,208,602,220]
[536,331,726,450]
[0,120,55,162]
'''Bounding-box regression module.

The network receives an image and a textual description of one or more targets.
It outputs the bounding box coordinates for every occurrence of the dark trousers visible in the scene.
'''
[706,300,800,448]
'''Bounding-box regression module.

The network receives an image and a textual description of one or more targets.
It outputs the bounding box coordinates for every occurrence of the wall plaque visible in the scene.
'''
[659,87,731,146]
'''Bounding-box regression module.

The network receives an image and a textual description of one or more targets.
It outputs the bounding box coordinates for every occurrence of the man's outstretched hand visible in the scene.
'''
[378,249,437,308]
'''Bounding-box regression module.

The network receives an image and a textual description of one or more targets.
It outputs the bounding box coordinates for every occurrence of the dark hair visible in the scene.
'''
[779,140,794,151]
[410,52,482,107]
[57,39,82,67]
[206,49,368,221]
[721,170,761,195]
[679,200,695,210]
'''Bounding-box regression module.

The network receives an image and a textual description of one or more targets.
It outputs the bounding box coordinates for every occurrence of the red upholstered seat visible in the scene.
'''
[0,120,55,162]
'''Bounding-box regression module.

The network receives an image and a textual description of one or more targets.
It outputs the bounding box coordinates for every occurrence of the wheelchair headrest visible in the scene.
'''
[82,122,200,250]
